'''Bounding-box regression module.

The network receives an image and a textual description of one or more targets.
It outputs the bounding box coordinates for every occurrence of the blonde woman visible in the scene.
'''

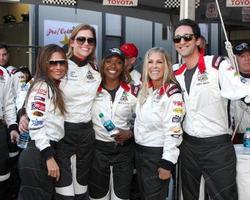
[134,47,185,200]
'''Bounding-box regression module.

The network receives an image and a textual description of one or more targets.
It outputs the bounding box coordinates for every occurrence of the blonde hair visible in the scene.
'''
[138,47,179,105]
[67,24,96,63]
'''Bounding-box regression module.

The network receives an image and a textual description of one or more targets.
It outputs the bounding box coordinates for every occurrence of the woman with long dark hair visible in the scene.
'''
[19,24,101,200]
[18,44,68,200]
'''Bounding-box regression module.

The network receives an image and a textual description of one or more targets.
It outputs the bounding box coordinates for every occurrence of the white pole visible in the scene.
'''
[179,0,196,20]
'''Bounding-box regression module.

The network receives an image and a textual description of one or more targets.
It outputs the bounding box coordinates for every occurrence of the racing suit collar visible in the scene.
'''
[174,49,206,75]
[70,55,88,67]
[148,80,169,96]
[97,81,130,93]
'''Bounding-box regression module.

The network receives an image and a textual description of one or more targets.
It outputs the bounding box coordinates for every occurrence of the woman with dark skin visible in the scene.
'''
[89,48,138,200]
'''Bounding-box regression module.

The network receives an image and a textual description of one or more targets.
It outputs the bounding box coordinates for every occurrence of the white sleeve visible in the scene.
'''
[27,82,51,151]
[16,81,30,112]
[162,93,185,164]
[3,71,17,127]
[219,58,250,100]
[12,71,26,97]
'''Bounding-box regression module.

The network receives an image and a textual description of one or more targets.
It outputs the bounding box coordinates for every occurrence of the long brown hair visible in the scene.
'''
[67,24,96,63]
[26,44,68,115]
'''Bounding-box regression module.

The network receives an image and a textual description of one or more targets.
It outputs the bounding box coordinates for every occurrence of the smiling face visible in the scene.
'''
[70,29,96,60]
[174,25,200,58]
[147,52,165,89]
[103,55,123,82]
[48,52,67,80]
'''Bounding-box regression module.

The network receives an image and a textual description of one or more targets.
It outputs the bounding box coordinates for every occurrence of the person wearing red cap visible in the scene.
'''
[120,43,141,86]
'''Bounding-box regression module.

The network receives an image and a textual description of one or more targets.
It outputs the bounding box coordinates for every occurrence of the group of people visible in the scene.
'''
[0,18,249,200]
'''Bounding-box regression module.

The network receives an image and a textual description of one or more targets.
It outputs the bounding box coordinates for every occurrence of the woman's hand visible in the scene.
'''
[19,114,29,133]
[158,167,172,180]
[114,129,133,145]
[10,130,19,143]
[46,157,60,181]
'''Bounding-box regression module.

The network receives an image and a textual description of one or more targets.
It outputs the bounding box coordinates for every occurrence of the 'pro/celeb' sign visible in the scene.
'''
[226,0,250,7]
[103,0,138,6]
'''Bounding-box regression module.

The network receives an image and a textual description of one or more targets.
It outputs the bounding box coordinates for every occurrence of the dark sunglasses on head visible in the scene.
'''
[75,36,96,45]
[48,60,67,66]
[173,34,195,43]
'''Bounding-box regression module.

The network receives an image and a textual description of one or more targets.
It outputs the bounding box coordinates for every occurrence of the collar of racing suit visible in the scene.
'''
[240,72,250,78]
[70,55,88,67]
[174,49,206,76]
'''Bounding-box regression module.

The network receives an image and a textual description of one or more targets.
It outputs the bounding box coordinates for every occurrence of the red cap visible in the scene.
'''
[120,43,138,58]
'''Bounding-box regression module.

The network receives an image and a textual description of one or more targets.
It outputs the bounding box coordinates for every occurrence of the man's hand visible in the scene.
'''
[46,157,60,181]
[19,114,29,133]
[158,167,172,180]
[10,130,19,143]
[114,129,133,145]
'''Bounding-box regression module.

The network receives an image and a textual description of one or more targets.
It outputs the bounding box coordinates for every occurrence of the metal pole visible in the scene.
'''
[179,0,196,20]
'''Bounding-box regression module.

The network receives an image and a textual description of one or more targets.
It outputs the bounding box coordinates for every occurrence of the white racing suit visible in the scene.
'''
[54,59,101,200]
[230,76,250,136]
[89,82,138,200]
[0,66,18,198]
[134,83,185,200]
[18,81,65,200]
[175,53,250,200]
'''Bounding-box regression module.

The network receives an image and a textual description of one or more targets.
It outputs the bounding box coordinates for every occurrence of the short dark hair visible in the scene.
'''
[173,19,201,39]
[0,43,9,52]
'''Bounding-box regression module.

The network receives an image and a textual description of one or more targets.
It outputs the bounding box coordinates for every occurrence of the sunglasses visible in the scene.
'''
[235,43,249,51]
[48,60,67,66]
[173,34,195,43]
[75,36,96,45]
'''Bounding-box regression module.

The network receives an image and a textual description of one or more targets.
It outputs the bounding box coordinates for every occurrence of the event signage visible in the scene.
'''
[226,0,250,7]
[103,0,138,6]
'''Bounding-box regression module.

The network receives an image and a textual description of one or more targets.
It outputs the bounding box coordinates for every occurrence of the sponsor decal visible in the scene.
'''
[35,88,47,95]
[119,91,128,103]
[240,76,247,84]
[196,71,209,86]
[172,115,182,123]
[173,101,184,107]
[168,88,179,96]
[31,119,44,127]
[70,71,78,78]
[226,66,234,71]
[170,126,182,138]
[31,102,45,112]
[173,107,184,114]
[86,70,94,80]
[32,111,44,117]
[234,72,240,76]
[197,71,208,82]
[95,93,104,101]
[34,96,45,102]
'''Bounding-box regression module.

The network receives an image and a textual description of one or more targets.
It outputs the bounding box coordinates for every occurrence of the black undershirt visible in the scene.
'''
[104,85,120,102]
[184,66,197,94]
